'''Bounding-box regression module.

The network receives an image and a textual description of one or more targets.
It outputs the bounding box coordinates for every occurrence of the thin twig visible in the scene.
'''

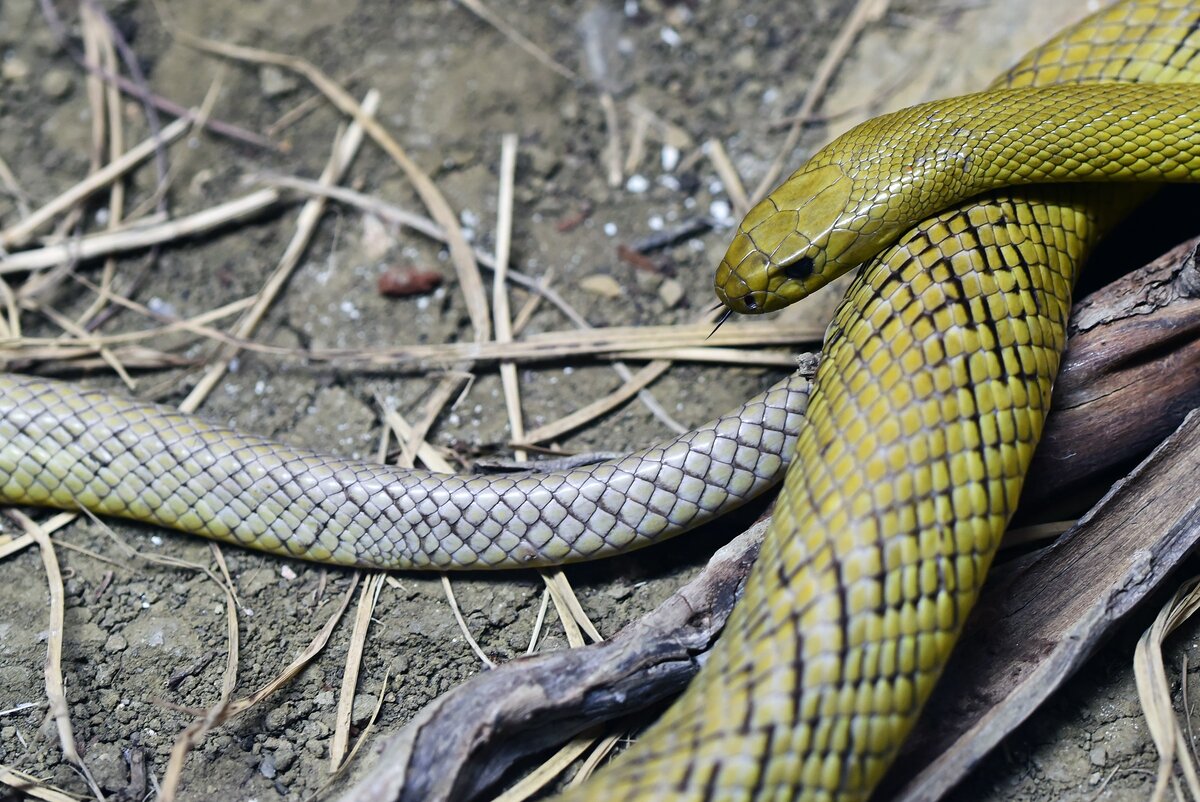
[455,0,577,80]
[0,189,281,274]
[12,511,105,800]
[0,116,191,251]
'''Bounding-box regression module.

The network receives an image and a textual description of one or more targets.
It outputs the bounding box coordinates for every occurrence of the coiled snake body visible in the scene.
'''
[2,1,1200,800]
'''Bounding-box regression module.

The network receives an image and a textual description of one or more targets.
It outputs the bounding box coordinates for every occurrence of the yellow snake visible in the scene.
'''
[1,1,1198,800]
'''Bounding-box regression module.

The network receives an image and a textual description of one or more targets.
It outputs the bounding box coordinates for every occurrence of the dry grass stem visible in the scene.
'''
[490,729,602,802]
[440,574,496,668]
[307,319,818,370]
[600,92,624,188]
[0,115,190,251]
[0,511,76,561]
[181,91,379,413]
[377,402,456,474]
[6,294,255,350]
[1135,576,1200,802]
[0,155,31,219]
[0,765,80,802]
[10,511,104,800]
[161,576,360,799]
[1000,520,1076,551]
[0,188,281,274]
[526,588,552,654]
[331,573,386,770]
[455,0,577,80]
[565,731,622,787]
[208,543,241,707]
[517,360,671,446]
[173,31,493,343]
[494,133,526,461]
[543,569,602,646]
[609,346,799,366]
[751,0,890,203]
[704,139,750,218]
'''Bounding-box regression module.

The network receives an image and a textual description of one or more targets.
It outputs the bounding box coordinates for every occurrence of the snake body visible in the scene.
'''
[2,2,1199,801]
[0,372,809,568]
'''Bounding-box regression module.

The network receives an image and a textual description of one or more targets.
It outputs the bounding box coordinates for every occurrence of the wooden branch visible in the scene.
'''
[1024,237,1200,505]
[337,519,770,802]
[337,239,1200,802]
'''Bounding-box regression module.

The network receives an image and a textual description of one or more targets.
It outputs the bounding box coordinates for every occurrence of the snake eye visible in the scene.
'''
[744,296,759,311]
[783,256,815,281]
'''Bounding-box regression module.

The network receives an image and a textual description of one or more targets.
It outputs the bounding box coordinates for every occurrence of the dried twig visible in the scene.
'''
[0,116,191,252]
[11,511,105,800]
[0,189,281,274]
[456,0,577,80]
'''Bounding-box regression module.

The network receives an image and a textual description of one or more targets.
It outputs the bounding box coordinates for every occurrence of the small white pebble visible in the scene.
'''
[460,209,479,228]
[448,413,461,426]
[708,179,724,194]
[340,300,362,320]
[228,357,240,374]
[661,145,680,172]
[280,566,297,580]
[150,536,163,546]
[710,199,733,223]
[624,0,638,16]
[762,87,780,105]
[417,296,430,310]
[625,174,650,193]
[648,215,664,231]
[657,175,681,192]
[660,27,682,47]
[254,380,267,396]
[604,222,618,237]
[141,601,150,609]
[147,297,177,317]
[563,366,574,375]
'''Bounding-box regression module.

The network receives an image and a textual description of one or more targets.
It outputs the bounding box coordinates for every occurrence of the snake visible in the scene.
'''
[0,1,1198,800]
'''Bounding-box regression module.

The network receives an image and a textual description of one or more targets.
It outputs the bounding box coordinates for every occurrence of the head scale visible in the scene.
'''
[715,164,865,314]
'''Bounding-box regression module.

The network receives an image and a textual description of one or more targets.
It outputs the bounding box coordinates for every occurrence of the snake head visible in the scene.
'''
[716,163,875,314]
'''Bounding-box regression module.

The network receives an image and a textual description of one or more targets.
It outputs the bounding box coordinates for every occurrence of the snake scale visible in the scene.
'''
[2,1,1199,800]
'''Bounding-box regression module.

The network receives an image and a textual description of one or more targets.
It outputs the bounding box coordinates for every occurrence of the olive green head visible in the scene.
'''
[716,164,874,314]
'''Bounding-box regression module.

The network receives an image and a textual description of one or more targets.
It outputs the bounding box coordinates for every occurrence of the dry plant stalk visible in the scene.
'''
[9,511,105,800]
[1135,577,1200,802]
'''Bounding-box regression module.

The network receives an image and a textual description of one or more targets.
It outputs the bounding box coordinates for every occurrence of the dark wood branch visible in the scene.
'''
[338,520,769,802]
[1024,237,1200,505]
[338,238,1200,802]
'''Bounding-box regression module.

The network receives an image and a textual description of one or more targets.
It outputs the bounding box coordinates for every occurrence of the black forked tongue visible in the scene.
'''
[708,308,735,340]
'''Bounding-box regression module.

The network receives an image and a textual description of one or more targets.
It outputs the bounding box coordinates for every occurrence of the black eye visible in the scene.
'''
[744,296,759,311]
[783,256,815,281]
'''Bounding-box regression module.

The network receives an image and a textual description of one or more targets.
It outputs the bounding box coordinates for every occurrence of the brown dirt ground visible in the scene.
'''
[0,1,1194,800]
